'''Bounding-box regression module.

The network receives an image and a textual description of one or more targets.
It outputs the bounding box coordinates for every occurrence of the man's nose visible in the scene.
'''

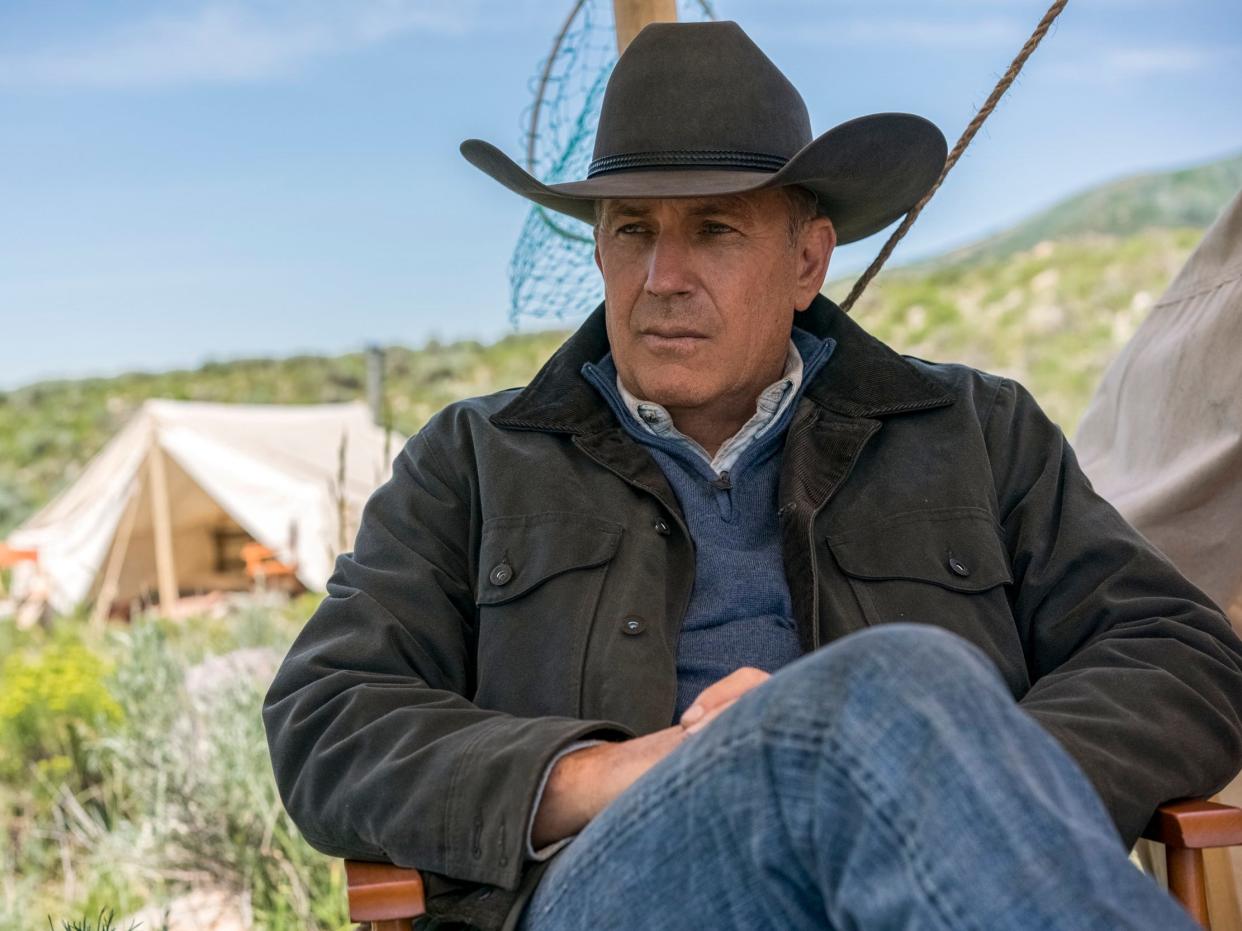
[645,231,695,297]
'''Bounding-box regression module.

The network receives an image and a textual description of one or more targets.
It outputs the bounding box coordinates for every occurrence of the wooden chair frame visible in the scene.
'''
[343,798,1242,930]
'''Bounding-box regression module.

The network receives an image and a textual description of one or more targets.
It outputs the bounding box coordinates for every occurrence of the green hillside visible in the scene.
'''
[3,152,1238,539]
[942,151,1241,264]
[820,150,1241,430]
[826,227,1203,431]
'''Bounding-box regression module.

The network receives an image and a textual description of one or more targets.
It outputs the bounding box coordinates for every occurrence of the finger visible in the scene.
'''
[680,667,769,725]
[684,698,735,735]
[691,666,768,712]
[681,670,766,724]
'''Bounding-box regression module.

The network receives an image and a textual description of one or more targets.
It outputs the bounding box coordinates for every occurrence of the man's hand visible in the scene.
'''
[679,666,770,734]
[530,724,686,849]
[530,666,771,850]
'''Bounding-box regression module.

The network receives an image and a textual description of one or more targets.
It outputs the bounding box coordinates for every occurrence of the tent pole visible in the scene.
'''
[612,0,677,54]
[90,471,143,631]
[147,442,178,614]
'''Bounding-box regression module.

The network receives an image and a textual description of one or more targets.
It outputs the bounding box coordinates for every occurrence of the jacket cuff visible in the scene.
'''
[525,739,609,860]
[446,716,633,889]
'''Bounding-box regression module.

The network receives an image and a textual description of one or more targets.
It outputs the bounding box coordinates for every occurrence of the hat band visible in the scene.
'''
[587,149,788,178]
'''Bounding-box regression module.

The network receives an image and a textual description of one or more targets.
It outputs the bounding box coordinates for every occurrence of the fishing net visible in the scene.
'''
[509,0,717,325]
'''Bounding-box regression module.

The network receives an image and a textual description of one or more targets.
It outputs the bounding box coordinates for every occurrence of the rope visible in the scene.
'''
[839,0,1070,314]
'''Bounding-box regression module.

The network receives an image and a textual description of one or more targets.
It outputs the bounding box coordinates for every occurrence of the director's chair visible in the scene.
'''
[343,797,1242,930]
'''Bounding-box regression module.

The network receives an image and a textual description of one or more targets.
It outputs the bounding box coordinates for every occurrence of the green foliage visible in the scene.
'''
[828,228,1205,434]
[47,909,140,931]
[0,623,144,925]
[95,617,349,928]
[0,600,349,931]
[943,150,1242,264]
[0,633,121,786]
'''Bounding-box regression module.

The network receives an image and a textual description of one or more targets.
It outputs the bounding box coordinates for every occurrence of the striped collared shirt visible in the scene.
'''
[614,337,803,477]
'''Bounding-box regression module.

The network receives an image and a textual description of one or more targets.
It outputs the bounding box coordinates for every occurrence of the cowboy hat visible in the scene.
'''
[459,20,947,245]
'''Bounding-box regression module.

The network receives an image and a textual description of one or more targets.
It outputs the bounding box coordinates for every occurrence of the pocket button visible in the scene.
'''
[489,562,514,585]
[947,555,970,577]
[621,616,646,635]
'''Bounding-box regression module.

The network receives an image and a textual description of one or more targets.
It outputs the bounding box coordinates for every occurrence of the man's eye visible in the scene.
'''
[616,224,647,235]
[703,222,735,235]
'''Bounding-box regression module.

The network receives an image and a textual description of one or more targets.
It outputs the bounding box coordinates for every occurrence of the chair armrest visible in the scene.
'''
[345,860,427,923]
[339,799,1242,922]
[1142,798,1242,850]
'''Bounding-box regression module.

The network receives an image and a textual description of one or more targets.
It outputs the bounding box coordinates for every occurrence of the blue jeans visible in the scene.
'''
[517,624,1198,930]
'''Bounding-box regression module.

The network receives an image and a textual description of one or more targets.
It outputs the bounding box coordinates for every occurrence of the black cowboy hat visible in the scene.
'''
[460,20,947,245]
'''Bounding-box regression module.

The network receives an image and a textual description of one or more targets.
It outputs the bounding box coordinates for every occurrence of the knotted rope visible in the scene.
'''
[839,0,1070,313]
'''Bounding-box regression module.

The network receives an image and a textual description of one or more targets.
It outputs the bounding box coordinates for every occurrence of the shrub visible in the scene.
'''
[47,908,140,931]
[0,637,121,788]
[91,619,350,929]
[2,606,349,929]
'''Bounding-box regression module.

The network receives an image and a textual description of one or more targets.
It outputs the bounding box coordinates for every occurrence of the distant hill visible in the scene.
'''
[0,331,568,538]
[826,226,1204,432]
[3,151,1240,539]
[940,150,1242,264]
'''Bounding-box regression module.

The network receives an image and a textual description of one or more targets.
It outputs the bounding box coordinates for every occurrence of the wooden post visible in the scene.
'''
[146,441,178,613]
[612,0,677,54]
[1166,847,1209,927]
[90,473,143,631]
[336,430,349,555]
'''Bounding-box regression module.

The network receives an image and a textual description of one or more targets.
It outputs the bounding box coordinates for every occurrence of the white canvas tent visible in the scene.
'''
[1075,187,1242,631]
[1075,187,1242,931]
[6,399,404,618]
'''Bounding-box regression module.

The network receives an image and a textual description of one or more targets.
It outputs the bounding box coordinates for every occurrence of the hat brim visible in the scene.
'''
[460,113,947,245]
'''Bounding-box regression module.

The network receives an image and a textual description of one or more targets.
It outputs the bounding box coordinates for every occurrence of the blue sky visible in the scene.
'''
[1,0,1239,390]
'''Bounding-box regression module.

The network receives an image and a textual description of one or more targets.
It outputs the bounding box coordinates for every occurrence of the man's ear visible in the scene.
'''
[795,217,836,309]
[594,239,603,275]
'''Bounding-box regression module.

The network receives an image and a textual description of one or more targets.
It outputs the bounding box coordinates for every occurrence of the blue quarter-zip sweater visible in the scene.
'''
[580,328,837,720]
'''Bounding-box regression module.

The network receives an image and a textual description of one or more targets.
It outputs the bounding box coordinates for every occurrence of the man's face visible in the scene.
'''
[593,188,835,418]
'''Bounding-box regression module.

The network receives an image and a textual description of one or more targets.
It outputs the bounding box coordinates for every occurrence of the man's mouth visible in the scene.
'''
[643,328,706,338]
[640,330,709,352]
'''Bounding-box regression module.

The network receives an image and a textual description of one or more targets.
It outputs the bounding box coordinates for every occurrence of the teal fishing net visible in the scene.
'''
[509,0,718,325]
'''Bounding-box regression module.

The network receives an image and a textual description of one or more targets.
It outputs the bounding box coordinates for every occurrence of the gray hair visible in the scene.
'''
[779,184,826,244]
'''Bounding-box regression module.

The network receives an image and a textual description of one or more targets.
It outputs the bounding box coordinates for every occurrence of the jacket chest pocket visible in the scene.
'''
[472,512,624,715]
[825,506,1030,696]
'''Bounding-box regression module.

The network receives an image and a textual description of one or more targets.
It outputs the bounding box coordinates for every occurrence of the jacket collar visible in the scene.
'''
[490,292,953,434]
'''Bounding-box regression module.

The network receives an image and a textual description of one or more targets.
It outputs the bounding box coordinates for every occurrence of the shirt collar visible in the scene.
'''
[591,330,824,475]
[616,336,802,440]
[490,295,954,435]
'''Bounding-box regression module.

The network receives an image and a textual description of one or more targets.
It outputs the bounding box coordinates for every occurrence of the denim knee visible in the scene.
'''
[842,622,1003,681]
[765,622,1013,717]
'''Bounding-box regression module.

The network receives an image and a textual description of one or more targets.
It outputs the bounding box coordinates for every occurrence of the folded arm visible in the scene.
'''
[261,412,633,890]
[986,378,1242,848]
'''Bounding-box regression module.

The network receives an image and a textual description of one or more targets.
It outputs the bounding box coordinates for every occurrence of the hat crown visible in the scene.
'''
[591,21,812,173]
[457,19,947,245]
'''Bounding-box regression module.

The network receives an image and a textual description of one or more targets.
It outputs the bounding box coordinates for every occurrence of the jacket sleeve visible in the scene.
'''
[261,411,634,890]
[985,378,1242,849]
[524,739,608,861]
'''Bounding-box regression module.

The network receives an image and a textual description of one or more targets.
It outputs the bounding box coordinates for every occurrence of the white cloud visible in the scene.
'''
[767,16,1025,50]
[1105,46,1222,75]
[0,0,480,89]
[1047,44,1235,81]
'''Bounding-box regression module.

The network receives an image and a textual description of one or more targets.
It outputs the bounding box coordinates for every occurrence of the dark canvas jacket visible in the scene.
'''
[262,294,1242,931]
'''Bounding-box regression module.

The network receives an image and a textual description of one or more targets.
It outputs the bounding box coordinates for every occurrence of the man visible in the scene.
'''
[262,21,1242,931]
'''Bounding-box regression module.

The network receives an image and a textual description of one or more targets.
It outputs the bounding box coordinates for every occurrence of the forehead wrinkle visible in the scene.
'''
[602,200,653,219]
[600,194,758,223]
[685,197,755,219]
